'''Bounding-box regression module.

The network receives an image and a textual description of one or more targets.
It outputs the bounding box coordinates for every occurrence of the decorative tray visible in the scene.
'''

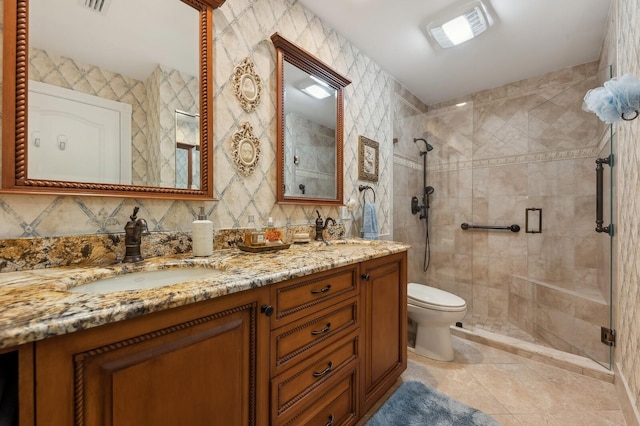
[237,242,291,253]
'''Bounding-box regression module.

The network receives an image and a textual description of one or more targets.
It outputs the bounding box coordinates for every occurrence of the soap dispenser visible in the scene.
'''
[192,206,213,256]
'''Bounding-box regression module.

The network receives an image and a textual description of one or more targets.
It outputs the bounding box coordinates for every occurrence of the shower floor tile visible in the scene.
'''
[466,314,554,348]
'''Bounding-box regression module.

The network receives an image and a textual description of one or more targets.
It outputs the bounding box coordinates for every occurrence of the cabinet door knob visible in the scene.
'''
[361,273,370,281]
[260,305,274,317]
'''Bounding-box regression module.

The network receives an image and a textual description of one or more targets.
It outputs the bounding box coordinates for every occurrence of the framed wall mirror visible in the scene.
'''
[1,0,225,199]
[271,33,351,205]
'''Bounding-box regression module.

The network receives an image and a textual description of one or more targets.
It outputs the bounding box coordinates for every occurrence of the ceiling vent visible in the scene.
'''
[80,0,111,15]
[426,0,494,49]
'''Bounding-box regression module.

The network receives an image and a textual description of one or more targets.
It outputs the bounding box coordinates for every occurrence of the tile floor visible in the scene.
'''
[358,336,626,425]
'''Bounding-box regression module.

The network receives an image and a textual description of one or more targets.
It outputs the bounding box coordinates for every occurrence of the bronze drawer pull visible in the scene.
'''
[311,323,332,335]
[312,361,333,378]
[325,414,334,426]
[311,284,332,294]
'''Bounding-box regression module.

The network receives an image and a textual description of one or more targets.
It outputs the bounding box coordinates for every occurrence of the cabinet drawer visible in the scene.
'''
[271,264,358,328]
[281,366,358,426]
[272,297,358,375]
[272,331,359,422]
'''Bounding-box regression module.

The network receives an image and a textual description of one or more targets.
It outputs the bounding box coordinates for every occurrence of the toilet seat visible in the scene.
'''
[408,283,466,312]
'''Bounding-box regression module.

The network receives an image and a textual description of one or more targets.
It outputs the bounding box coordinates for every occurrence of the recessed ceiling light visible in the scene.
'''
[299,75,334,99]
[426,1,493,49]
[299,83,331,99]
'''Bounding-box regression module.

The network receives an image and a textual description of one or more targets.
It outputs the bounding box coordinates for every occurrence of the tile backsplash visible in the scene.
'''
[0,222,337,273]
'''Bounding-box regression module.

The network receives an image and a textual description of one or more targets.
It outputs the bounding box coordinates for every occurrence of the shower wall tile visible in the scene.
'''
[536,303,576,345]
[392,78,432,284]
[488,164,528,197]
[393,57,611,363]
[472,256,489,287]
[473,285,490,318]
[487,287,508,319]
[537,286,576,315]
[508,276,536,335]
[571,268,601,301]
[488,257,527,290]
[393,81,428,116]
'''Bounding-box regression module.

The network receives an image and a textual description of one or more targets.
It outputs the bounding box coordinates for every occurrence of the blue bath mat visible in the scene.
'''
[366,381,499,426]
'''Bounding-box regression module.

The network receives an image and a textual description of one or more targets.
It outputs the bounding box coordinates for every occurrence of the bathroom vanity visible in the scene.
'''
[0,240,407,425]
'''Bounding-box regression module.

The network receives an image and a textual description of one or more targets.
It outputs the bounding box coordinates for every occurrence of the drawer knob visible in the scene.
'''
[361,273,371,281]
[311,322,332,335]
[312,361,333,378]
[260,305,274,317]
[325,414,334,426]
[311,284,332,294]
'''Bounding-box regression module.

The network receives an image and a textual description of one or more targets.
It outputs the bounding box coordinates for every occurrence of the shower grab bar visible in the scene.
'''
[358,184,376,203]
[461,223,520,233]
[595,155,613,235]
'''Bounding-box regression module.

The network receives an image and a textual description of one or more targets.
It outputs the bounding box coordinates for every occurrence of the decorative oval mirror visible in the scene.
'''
[271,33,351,205]
[1,0,225,199]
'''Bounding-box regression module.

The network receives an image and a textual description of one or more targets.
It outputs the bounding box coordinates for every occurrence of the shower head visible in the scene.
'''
[413,137,434,152]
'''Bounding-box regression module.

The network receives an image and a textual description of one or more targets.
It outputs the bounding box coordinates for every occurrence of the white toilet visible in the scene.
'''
[407,282,467,361]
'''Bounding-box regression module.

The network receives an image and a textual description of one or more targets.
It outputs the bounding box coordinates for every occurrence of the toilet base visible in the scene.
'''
[413,322,455,361]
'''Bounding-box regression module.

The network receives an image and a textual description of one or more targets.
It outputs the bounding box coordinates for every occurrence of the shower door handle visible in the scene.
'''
[595,156,613,235]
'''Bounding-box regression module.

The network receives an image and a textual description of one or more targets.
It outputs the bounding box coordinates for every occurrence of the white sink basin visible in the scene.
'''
[67,268,221,294]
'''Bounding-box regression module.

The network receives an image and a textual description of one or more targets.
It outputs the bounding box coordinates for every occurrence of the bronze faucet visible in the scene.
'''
[315,210,337,241]
[123,207,149,263]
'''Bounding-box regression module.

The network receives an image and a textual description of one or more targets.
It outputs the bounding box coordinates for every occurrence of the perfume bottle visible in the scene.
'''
[244,215,266,246]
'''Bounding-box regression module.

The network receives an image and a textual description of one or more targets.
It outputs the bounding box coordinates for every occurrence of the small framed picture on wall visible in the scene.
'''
[358,136,379,182]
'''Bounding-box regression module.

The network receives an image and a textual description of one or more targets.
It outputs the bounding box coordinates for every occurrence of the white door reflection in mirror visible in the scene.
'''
[28,0,199,188]
[28,81,132,184]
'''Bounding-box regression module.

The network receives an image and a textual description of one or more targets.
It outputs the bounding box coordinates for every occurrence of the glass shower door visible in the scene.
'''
[523,64,614,369]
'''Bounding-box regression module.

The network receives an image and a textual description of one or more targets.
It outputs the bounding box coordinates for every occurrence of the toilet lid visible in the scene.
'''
[407,283,466,310]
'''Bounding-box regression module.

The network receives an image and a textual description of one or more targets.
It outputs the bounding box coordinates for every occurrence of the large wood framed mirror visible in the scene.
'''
[1,0,225,199]
[271,33,351,205]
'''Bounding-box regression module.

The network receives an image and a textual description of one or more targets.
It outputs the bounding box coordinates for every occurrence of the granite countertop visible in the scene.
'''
[0,239,409,350]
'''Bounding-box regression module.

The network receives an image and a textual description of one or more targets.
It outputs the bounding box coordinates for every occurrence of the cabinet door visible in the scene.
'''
[35,288,270,426]
[0,344,34,426]
[360,252,407,413]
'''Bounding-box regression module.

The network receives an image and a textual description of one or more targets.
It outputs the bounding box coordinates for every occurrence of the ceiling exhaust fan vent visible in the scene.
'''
[80,0,111,15]
[426,0,493,49]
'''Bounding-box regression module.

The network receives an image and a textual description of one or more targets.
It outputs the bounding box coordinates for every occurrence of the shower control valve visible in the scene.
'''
[411,196,421,215]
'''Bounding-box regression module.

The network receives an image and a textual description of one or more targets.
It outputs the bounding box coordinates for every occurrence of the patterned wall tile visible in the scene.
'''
[0,0,392,240]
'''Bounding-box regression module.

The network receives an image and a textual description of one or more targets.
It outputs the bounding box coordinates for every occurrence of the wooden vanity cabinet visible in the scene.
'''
[34,287,271,426]
[269,264,361,425]
[29,251,407,425]
[360,252,407,414]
